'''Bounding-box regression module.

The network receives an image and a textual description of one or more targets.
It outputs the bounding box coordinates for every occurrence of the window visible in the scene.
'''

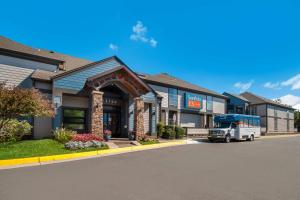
[251,106,257,115]
[168,111,177,125]
[63,108,87,132]
[207,96,213,112]
[168,88,178,107]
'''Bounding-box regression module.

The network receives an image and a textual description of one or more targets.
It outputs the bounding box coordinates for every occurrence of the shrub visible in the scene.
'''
[157,122,165,137]
[175,126,185,139]
[72,133,102,142]
[162,125,176,139]
[53,128,75,143]
[139,135,158,142]
[0,119,32,142]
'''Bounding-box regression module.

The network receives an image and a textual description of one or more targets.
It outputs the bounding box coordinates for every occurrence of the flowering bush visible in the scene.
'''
[71,133,102,142]
[64,140,107,150]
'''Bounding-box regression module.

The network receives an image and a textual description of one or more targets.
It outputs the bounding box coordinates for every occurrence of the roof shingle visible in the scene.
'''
[140,73,226,98]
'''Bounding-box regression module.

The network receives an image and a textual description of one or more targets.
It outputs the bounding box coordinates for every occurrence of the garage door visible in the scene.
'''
[180,113,200,128]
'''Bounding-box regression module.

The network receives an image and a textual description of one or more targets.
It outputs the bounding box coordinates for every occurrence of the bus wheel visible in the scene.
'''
[225,135,231,143]
[250,134,254,141]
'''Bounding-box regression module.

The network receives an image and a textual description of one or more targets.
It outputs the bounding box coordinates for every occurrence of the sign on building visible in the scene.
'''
[184,93,202,109]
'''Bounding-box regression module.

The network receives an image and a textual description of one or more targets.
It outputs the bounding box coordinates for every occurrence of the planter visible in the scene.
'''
[104,134,111,141]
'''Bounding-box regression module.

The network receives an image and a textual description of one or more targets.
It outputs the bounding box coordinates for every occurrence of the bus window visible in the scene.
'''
[249,119,253,127]
[243,119,248,127]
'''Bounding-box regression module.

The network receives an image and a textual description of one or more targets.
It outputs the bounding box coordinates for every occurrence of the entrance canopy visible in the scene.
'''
[86,66,151,97]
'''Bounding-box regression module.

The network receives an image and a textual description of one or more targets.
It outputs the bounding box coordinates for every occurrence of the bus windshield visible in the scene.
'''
[214,122,231,128]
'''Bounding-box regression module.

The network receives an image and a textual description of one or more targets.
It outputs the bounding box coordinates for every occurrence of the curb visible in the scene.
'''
[0,140,187,169]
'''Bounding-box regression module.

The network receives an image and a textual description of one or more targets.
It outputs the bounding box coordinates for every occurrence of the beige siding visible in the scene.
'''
[256,104,267,116]
[0,64,34,88]
[213,97,225,114]
[268,117,275,132]
[62,95,89,108]
[278,118,287,132]
[144,103,150,133]
[34,117,52,139]
[150,84,168,108]
[267,105,275,117]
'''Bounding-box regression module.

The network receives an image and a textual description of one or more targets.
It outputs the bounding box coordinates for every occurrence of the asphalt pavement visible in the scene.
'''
[1,136,300,200]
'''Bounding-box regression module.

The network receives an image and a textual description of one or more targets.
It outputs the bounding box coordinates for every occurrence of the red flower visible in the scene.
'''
[71,133,103,142]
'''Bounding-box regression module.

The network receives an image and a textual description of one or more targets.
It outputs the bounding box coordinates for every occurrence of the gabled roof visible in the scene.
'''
[223,92,250,102]
[0,36,91,70]
[51,56,120,79]
[240,92,294,110]
[139,73,227,99]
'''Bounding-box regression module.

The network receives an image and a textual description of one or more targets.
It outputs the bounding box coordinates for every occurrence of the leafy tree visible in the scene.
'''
[0,82,54,133]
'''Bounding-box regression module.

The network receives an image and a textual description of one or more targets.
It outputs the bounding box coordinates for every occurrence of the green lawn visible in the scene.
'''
[0,139,108,160]
[139,140,160,145]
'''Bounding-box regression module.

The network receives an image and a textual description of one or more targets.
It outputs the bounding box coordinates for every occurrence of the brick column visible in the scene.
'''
[91,90,103,138]
[134,97,144,140]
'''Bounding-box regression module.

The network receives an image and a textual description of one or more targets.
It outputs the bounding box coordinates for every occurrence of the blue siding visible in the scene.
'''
[142,92,156,102]
[53,107,62,129]
[54,60,120,91]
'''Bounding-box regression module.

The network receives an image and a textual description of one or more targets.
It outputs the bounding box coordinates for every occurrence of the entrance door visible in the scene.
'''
[103,108,121,138]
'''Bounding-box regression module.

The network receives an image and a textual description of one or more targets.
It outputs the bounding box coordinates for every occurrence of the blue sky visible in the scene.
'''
[1,0,300,108]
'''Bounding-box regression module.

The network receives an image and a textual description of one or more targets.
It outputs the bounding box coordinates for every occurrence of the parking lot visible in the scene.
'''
[1,136,300,200]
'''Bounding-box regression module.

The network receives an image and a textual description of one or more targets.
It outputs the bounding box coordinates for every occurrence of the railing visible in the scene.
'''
[186,128,209,136]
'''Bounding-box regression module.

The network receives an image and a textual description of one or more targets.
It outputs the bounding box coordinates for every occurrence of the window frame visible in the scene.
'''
[62,107,88,133]
[168,88,178,107]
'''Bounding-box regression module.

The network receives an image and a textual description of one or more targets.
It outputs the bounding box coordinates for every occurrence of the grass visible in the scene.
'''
[0,139,108,160]
[139,140,160,145]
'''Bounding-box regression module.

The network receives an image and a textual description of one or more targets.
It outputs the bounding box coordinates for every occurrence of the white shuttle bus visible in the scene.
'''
[208,114,261,143]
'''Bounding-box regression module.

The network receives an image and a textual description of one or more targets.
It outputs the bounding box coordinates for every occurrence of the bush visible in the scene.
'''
[0,119,32,142]
[162,125,176,139]
[157,122,165,137]
[175,126,185,139]
[139,135,159,145]
[53,128,75,143]
[72,134,102,142]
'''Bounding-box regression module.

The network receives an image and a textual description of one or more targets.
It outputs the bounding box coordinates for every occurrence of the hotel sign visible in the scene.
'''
[184,93,202,110]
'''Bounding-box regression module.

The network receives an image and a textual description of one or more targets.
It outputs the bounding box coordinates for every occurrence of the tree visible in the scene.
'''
[295,111,300,130]
[0,82,54,133]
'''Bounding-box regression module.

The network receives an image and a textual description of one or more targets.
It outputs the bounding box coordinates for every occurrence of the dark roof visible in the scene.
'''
[223,92,250,102]
[139,73,227,98]
[0,36,91,71]
[240,92,294,110]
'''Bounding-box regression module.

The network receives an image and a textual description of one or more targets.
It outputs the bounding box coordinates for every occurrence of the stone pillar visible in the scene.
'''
[134,97,144,140]
[90,90,104,138]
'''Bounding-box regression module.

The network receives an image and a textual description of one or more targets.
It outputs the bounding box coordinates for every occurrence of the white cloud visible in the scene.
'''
[234,81,253,92]
[109,43,118,51]
[277,94,300,110]
[263,82,281,89]
[130,21,157,48]
[281,73,300,90]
